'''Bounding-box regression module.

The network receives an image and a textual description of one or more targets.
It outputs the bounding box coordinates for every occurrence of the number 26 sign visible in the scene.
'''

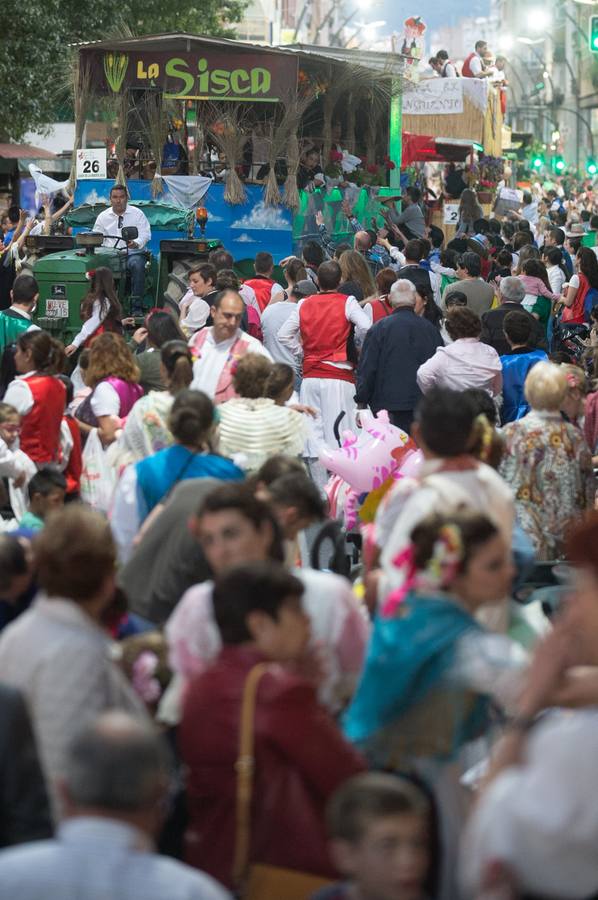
[76,149,107,180]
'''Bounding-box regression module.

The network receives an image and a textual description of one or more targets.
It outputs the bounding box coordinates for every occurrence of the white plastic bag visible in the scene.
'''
[80,428,116,513]
[9,451,38,522]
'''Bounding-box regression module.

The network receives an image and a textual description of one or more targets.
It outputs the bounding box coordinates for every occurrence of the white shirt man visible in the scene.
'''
[92,185,151,314]
[0,712,231,900]
[92,191,151,250]
[188,291,271,402]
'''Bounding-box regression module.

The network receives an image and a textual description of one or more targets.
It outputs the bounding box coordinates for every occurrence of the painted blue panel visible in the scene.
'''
[74,180,294,262]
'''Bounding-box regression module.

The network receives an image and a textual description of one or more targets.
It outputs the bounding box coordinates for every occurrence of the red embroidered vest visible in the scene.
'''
[20,375,66,464]
[299,292,354,383]
[244,277,276,313]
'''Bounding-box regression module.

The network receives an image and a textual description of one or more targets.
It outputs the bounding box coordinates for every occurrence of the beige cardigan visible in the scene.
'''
[0,595,146,819]
[217,397,306,472]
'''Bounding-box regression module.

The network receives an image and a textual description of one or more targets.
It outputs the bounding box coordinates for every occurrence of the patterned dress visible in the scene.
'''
[499,410,595,560]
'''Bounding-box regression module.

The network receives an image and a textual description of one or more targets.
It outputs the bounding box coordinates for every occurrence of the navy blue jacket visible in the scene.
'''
[356,307,444,412]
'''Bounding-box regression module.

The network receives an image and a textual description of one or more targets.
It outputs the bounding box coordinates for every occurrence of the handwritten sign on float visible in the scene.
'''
[403,79,464,115]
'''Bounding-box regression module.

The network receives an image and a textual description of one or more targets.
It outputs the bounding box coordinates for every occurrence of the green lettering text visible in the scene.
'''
[211,69,230,94]
[197,58,209,93]
[230,69,251,94]
[164,58,194,97]
[251,68,271,94]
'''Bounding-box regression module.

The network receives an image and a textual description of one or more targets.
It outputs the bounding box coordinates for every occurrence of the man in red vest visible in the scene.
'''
[244,251,285,314]
[462,40,492,78]
[278,260,371,485]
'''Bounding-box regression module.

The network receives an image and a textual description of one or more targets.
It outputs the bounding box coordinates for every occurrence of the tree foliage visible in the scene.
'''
[0,0,247,141]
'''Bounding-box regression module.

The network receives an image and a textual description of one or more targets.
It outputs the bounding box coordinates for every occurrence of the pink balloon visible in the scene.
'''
[319,410,410,492]
[398,449,424,479]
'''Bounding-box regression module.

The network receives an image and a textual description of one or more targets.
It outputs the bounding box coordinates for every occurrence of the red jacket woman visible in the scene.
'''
[4,331,66,465]
[178,564,365,889]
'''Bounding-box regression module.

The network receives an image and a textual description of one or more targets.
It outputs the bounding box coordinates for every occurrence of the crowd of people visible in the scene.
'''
[2,172,598,900]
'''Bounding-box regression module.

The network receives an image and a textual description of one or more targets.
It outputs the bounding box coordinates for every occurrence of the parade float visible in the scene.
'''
[64,30,419,259]
[24,29,421,333]
[401,72,505,239]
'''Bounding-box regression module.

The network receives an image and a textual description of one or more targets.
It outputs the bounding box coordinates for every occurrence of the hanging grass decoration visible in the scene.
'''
[68,54,94,190]
[206,102,251,204]
[279,87,317,210]
[104,52,129,94]
[140,90,168,196]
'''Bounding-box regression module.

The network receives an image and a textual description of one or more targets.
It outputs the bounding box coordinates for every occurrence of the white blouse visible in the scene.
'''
[462,709,598,899]
[71,299,108,349]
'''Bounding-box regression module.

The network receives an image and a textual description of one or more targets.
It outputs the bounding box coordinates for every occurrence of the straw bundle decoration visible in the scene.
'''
[68,55,94,189]
[113,91,130,187]
[206,103,250,204]
[279,86,318,210]
[141,91,168,197]
[263,119,282,207]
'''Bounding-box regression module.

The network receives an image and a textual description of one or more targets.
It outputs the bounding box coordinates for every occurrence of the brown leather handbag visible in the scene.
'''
[232,663,334,900]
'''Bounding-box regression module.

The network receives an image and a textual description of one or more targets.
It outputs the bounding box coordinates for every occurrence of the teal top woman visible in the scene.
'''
[111,389,244,562]
[344,511,526,767]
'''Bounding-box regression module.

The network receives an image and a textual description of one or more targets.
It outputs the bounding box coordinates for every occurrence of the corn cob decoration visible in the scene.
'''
[104,52,129,93]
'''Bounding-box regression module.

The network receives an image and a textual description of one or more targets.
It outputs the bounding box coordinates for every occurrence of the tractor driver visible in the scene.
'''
[93,184,151,317]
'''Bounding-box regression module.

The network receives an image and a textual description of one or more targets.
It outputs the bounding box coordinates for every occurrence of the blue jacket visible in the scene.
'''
[136,445,244,519]
[355,308,444,412]
[500,347,547,424]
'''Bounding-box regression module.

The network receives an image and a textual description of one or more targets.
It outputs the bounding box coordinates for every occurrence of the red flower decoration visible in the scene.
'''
[385,160,396,170]
[367,163,379,175]
[329,149,344,163]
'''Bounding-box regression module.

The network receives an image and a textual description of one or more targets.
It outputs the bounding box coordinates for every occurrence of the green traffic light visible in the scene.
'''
[532,157,543,168]
[594,36,598,48]
[556,160,565,171]
[588,161,598,175]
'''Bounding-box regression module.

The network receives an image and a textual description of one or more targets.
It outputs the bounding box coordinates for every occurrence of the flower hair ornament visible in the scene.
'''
[565,370,583,391]
[382,524,464,617]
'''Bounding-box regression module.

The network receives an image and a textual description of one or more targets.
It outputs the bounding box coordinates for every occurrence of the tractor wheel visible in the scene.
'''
[163,257,195,310]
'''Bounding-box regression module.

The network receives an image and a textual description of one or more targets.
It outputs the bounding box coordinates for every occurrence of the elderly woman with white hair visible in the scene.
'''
[480,275,547,356]
[355,278,444,432]
[499,361,595,559]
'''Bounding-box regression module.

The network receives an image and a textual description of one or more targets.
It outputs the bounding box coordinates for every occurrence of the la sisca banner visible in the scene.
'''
[85,48,298,103]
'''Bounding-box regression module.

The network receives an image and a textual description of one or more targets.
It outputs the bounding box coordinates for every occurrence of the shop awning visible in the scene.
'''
[402,132,474,166]
[0,142,56,160]
[0,143,64,176]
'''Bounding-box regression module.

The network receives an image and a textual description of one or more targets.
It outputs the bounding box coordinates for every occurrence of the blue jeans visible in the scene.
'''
[127,250,147,312]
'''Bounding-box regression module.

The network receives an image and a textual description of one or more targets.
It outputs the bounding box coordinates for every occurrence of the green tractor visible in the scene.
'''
[27,201,222,345]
